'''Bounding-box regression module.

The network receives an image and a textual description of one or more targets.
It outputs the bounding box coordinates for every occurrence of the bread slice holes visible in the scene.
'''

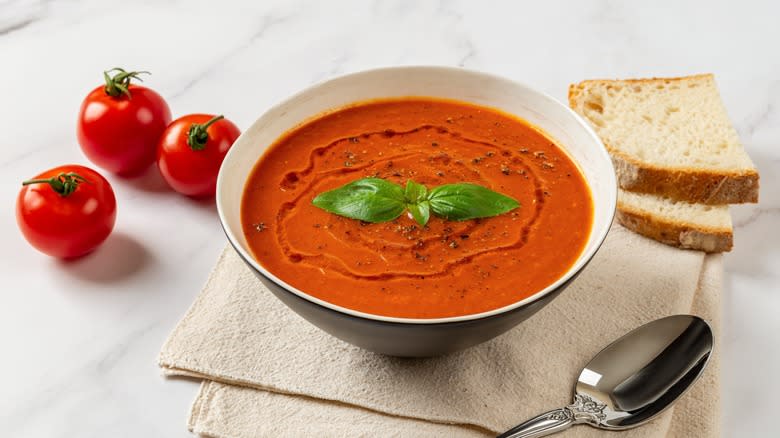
[584,95,604,114]
[585,101,604,113]
[633,85,642,92]
[588,117,605,128]
[689,83,698,88]
[666,106,680,114]
[642,115,653,123]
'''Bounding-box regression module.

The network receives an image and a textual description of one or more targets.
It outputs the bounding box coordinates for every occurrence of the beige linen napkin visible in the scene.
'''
[159,224,721,437]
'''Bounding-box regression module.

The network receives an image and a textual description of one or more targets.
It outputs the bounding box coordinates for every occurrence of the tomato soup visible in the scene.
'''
[241,99,593,318]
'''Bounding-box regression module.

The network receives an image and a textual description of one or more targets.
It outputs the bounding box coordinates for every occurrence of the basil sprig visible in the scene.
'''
[312,178,519,226]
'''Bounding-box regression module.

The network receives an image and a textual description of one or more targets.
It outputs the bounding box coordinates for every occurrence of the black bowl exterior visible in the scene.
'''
[232,241,581,357]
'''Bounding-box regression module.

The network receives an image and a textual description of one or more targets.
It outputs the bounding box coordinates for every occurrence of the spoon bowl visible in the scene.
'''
[499,315,713,437]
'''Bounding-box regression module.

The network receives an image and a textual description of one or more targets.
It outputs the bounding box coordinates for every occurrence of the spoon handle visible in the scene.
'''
[498,393,609,437]
[496,407,574,438]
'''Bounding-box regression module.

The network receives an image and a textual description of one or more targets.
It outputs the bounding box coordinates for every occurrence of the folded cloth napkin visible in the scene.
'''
[159,224,721,437]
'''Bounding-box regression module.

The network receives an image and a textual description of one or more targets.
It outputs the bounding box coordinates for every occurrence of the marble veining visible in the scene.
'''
[0,1,777,437]
[734,206,780,229]
[168,10,296,100]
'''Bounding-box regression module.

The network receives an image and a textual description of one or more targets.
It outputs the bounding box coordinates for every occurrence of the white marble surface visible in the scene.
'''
[0,0,777,436]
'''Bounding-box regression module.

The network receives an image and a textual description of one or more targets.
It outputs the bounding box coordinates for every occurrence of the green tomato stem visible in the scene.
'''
[103,67,149,98]
[187,115,225,151]
[22,172,90,197]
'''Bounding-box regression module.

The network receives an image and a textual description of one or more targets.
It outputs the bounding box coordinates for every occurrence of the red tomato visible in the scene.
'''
[16,165,117,259]
[157,114,241,197]
[77,68,171,176]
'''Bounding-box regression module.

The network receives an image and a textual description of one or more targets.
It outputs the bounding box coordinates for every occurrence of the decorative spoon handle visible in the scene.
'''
[496,407,574,438]
[497,394,608,438]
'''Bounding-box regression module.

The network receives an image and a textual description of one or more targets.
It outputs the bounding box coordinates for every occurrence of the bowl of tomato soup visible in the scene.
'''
[217,67,616,357]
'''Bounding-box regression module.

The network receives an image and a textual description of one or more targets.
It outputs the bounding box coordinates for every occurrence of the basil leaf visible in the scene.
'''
[408,200,431,227]
[312,178,405,223]
[428,183,520,221]
[312,178,519,226]
[404,180,427,204]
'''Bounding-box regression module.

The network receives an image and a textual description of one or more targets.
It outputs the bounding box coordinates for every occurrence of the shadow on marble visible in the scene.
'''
[727,150,780,277]
[56,232,151,283]
[121,165,172,193]
[187,194,219,215]
[116,164,220,216]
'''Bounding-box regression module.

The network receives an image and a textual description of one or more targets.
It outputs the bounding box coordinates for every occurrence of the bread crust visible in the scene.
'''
[568,73,715,91]
[616,203,733,253]
[568,77,760,204]
[609,149,759,204]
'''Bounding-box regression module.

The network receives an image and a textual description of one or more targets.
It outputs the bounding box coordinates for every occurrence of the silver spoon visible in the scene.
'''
[498,315,713,438]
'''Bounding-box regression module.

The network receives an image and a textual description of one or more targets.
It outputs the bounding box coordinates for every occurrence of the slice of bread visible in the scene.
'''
[617,189,733,252]
[569,74,759,204]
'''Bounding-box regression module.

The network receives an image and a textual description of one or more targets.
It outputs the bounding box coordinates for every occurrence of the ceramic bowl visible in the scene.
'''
[216,66,616,357]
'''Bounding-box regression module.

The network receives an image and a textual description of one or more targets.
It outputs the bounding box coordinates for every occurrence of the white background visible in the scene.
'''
[0,1,777,436]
